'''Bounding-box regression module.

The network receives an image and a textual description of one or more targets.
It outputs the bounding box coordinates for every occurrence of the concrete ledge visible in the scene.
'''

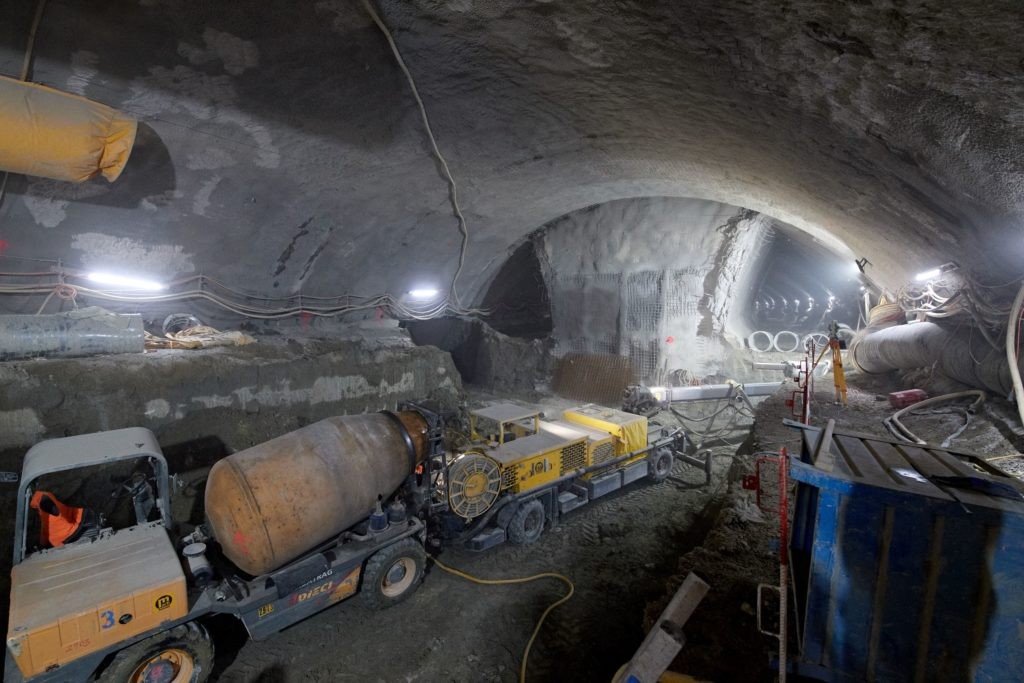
[0,337,462,470]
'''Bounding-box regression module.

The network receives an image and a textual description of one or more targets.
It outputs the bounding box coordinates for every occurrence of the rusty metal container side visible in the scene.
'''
[205,411,427,575]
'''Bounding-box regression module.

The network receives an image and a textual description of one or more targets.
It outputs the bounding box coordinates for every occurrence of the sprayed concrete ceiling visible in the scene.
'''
[1,0,1022,310]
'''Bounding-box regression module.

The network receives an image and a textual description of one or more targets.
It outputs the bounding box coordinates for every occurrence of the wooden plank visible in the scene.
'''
[925,448,979,477]
[896,444,1002,511]
[834,435,889,485]
[617,572,709,683]
[813,419,837,472]
[860,441,952,501]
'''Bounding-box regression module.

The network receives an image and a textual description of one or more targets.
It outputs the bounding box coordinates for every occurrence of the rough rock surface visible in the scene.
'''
[539,196,771,380]
[0,336,461,467]
[408,317,551,394]
[2,1,1022,319]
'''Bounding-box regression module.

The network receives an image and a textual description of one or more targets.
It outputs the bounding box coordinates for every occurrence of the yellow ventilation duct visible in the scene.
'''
[0,75,137,183]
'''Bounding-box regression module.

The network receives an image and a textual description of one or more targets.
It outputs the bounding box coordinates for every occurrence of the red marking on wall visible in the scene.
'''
[299,311,312,329]
[0,240,9,256]
[665,336,674,343]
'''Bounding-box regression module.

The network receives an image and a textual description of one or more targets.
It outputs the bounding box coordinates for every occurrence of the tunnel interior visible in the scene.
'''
[2,2,1024,682]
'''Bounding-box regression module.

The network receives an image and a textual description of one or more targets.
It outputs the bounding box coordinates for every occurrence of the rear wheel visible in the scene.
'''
[507,499,545,545]
[361,538,426,610]
[648,448,673,483]
[98,623,213,683]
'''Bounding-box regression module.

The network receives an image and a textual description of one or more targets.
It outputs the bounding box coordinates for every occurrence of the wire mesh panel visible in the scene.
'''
[549,272,622,358]
[624,271,663,334]
[549,264,728,384]
[664,267,703,318]
[551,352,634,405]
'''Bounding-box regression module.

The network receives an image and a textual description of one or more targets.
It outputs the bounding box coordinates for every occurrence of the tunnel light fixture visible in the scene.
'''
[86,271,166,291]
[407,287,440,300]
[914,262,958,282]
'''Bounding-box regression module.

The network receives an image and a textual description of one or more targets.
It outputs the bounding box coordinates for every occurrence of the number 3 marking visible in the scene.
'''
[100,610,115,629]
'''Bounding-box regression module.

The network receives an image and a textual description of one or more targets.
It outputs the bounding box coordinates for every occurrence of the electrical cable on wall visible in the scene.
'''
[361,0,473,309]
[0,270,467,321]
[0,0,485,322]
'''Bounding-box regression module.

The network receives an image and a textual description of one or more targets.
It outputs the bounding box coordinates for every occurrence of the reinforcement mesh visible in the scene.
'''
[551,352,634,405]
[549,267,708,384]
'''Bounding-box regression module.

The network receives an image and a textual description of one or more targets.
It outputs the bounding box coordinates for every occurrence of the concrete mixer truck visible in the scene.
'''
[4,406,445,683]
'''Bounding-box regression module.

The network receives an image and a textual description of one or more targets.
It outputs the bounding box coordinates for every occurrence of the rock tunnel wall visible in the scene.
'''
[2,0,1021,323]
[0,337,461,471]
[537,197,771,383]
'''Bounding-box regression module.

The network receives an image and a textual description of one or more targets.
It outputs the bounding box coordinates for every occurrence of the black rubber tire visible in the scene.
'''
[507,499,546,545]
[648,448,673,483]
[96,622,213,683]
[360,538,426,610]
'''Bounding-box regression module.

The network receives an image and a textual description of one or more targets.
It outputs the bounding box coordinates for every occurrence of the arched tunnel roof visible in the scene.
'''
[1,1,1021,307]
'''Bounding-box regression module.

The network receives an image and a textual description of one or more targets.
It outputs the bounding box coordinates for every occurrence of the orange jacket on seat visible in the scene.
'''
[30,491,84,548]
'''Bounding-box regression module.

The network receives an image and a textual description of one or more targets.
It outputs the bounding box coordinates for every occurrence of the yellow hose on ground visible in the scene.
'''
[430,557,575,683]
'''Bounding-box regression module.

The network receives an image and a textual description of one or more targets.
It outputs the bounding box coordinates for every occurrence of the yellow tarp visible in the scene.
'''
[0,76,136,183]
[562,406,649,453]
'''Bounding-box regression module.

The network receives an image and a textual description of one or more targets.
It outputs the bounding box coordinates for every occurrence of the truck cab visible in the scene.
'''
[6,416,436,683]
[6,428,190,682]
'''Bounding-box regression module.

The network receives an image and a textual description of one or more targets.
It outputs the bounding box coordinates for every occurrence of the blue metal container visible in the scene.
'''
[786,421,1024,682]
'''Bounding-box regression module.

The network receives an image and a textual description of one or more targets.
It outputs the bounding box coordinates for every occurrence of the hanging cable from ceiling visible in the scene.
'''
[360,0,475,311]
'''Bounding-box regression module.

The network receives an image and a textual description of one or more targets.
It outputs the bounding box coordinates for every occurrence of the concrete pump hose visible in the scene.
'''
[1006,282,1024,427]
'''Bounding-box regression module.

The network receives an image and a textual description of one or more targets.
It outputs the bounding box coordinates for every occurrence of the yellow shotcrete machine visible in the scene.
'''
[437,402,687,550]
[4,401,685,682]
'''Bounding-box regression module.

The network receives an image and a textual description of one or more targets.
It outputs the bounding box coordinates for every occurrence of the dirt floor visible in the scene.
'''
[3,370,1022,682]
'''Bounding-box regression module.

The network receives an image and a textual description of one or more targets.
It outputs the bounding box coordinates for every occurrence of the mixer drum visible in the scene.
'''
[204,411,427,575]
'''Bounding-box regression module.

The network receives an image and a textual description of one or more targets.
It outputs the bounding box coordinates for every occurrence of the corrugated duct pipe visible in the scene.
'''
[849,304,1013,396]
[0,75,136,182]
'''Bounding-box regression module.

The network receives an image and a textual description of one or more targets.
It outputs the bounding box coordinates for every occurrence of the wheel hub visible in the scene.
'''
[381,557,416,597]
[130,648,194,683]
[386,562,408,585]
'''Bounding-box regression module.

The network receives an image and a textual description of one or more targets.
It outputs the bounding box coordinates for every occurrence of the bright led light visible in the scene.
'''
[914,268,941,282]
[407,288,440,300]
[87,272,166,291]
